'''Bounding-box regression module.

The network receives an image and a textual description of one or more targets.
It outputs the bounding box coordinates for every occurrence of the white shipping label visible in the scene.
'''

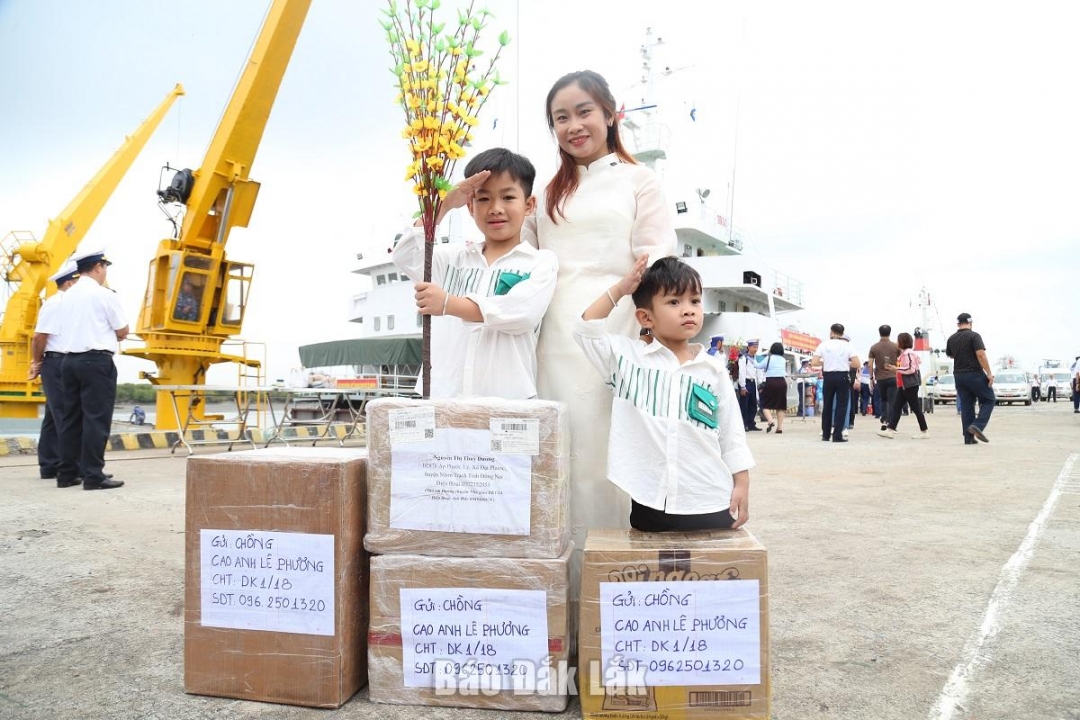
[489,418,540,455]
[388,406,437,445]
[390,428,532,535]
[600,580,761,687]
[400,588,550,692]
[200,529,336,636]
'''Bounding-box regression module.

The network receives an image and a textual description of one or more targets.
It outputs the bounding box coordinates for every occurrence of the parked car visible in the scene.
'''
[994,372,1031,405]
[931,374,957,404]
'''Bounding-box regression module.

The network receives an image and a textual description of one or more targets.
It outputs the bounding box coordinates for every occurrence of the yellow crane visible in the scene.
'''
[123,0,311,430]
[0,84,185,419]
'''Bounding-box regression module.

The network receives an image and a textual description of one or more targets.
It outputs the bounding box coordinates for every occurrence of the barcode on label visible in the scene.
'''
[492,440,502,451]
[501,423,528,431]
[688,690,751,708]
[424,428,434,439]
[395,420,417,429]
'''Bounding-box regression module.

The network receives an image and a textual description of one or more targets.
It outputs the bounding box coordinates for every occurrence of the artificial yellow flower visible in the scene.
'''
[462,115,479,127]
[423,116,440,130]
[438,189,448,199]
[413,60,429,73]
[478,86,490,97]
[410,118,423,130]
[452,47,462,56]
[405,39,421,57]
[406,94,421,109]
[401,127,415,139]
[426,100,436,112]
[413,183,425,195]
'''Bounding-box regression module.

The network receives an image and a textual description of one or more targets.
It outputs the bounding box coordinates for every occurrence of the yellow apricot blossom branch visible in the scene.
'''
[381,0,509,241]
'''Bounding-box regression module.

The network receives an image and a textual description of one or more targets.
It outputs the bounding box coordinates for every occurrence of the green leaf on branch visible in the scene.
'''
[432,21,445,34]
[471,17,481,30]
[431,0,441,9]
[499,30,511,46]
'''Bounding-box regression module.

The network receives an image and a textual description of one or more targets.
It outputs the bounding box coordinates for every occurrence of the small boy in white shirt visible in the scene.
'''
[573,256,753,532]
[393,148,558,399]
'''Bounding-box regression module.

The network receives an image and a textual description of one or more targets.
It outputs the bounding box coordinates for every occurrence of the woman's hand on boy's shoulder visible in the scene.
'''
[614,254,649,297]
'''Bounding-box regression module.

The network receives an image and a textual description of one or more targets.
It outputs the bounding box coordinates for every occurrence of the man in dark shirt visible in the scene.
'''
[945,312,995,444]
[867,325,900,431]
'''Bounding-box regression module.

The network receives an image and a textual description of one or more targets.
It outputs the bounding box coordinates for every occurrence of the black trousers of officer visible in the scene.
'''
[37,353,67,478]
[57,352,117,485]
[821,371,851,441]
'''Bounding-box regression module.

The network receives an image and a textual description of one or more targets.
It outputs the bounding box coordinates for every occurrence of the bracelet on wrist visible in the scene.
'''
[442,294,451,316]
[605,289,618,308]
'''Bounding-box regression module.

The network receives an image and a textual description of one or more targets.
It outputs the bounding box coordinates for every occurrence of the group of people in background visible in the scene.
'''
[808,313,996,445]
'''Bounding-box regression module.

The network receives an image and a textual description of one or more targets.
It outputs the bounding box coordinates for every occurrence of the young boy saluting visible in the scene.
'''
[393,148,558,399]
[573,256,753,531]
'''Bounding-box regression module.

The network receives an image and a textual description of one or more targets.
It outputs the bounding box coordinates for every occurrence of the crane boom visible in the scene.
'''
[0,84,185,418]
[123,0,311,430]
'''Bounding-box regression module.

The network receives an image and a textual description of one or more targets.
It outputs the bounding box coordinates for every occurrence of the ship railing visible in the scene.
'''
[770,271,804,307]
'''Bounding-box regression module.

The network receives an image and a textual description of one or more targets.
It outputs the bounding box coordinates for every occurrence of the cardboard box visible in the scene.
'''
[368,546,572,712]
[580,529,770,720]
[364,398,569,558]
[184,447,368,708]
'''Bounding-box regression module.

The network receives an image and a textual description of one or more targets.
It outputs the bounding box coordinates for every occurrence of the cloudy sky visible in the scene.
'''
[2,0,1077,384]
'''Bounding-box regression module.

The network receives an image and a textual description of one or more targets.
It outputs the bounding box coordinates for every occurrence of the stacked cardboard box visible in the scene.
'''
[368,548,572,711]
[364,398,572,712]
[579,528,771,720]
[364,397,570,558]
[184,447,368,708]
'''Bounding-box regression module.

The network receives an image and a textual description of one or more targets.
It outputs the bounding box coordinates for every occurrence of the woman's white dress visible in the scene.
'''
[526,152,676,572]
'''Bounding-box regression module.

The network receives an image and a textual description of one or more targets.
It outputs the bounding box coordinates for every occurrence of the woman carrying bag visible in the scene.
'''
[877,332,929,439]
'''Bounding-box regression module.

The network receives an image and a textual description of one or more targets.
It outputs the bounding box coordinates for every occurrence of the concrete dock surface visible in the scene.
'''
[1,401,1078,719]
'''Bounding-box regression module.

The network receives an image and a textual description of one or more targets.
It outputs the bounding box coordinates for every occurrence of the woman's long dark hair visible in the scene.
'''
[544,70,636,223]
